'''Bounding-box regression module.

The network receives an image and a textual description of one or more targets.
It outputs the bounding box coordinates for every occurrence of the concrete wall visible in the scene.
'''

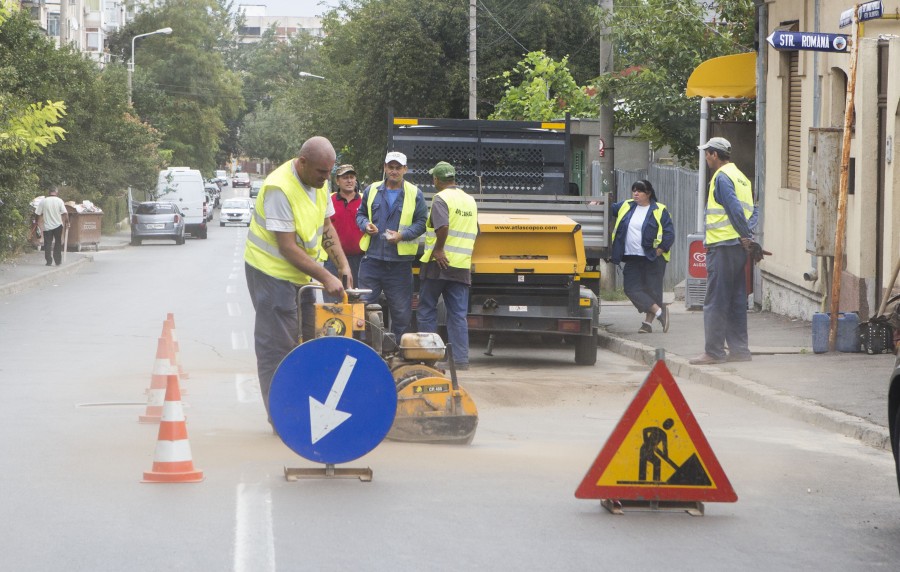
[760,0,900,321]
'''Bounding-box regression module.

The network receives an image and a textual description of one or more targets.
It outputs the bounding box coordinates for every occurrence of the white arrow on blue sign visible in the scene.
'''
[766,31,849,53]
[270,337,397,465]
[840,0,883,28]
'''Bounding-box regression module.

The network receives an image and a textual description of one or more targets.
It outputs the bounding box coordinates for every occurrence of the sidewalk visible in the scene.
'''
[598,297,895,450]
[1,238,895,450]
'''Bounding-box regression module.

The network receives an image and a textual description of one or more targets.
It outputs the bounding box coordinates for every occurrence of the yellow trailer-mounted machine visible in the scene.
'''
[468,213,600,365]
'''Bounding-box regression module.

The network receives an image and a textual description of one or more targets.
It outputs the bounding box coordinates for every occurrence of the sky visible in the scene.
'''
[238,1,339,18]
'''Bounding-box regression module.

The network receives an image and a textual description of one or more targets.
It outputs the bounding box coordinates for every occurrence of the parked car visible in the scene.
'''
[214,169,228,187]
[233,172,250,188]
[131,201,185,245]
[220,198,253,227]
[250,180,263,198]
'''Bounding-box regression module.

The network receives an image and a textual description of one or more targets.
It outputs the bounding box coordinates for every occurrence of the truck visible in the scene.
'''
[156,167,209,239]
[387,116,609,364]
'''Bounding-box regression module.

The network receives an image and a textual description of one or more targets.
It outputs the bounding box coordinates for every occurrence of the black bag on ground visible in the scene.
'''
[857,316,895,355]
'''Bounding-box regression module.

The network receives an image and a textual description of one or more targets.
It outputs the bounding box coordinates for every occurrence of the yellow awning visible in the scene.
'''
[686,52,757,98]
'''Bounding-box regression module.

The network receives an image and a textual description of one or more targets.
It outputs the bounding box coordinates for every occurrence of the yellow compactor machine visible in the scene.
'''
[300,286,478,445]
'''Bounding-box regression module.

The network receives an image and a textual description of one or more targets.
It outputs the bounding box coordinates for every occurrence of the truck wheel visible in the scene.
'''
[199,227,208,239]
[220,222,225,227]
[575,332,598,366]
[130,237,141,246]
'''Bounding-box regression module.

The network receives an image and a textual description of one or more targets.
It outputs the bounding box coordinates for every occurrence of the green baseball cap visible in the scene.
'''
[429,161,456,181]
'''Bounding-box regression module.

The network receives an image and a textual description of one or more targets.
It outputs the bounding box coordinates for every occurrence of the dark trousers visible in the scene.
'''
[245,263,299,420]
[417,278,470,365]
[703,244,750,359]
[622,255,666,314]
[44,226,63,265]
[358,257,413,338]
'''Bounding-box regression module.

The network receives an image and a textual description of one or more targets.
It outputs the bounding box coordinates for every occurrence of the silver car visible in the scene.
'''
[131,202,186,245]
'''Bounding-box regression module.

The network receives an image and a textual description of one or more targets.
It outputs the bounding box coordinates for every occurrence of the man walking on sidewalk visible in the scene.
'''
[35,188,68,266]
[690,137,755,365]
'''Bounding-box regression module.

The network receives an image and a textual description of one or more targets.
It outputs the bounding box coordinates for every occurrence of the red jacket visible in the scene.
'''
[330,192,364,256]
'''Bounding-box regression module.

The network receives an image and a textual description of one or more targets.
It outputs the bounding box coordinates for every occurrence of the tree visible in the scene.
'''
[594,0,755,164]
[490,51,596,121]
[107,0,244,174]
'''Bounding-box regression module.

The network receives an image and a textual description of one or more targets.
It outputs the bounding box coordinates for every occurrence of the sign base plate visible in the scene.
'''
[284,464,373,482]
[601,498,704,516]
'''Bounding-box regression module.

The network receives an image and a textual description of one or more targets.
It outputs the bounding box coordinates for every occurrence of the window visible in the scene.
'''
[785,50,801,189]
[47,13,60,37]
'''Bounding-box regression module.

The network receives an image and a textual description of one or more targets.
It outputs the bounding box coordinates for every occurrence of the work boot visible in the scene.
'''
[689,353,726,365]
[657,305,670,333]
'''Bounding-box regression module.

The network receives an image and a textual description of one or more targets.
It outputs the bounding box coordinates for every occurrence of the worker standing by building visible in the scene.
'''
[244,136,351,426]
[689,137,755,365]
[326,164,364,289]
[417,161,478,370]
[356,151,427,339]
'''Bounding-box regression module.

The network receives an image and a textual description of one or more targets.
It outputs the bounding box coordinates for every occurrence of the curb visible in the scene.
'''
[0,255,94,298]
[597,331,891,451]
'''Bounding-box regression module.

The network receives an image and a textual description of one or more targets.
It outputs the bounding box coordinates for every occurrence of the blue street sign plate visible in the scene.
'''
[842,1,883,27]
[766,31,849,53]
[270,337,397,465]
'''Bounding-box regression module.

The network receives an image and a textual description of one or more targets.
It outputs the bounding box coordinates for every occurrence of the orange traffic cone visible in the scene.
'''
[142,374,204,483]
[164,313,189,379]
[139,337,174,423]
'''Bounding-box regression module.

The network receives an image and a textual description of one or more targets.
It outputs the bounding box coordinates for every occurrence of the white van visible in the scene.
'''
[157,167,208,239]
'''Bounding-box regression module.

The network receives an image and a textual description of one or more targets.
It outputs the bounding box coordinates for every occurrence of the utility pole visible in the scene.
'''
[597,0,615,198]
[60,0,69,46]
[468,0,477,119]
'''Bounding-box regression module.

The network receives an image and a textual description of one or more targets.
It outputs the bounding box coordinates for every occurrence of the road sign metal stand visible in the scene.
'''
[284,464,373,482]
[600,499,704,517]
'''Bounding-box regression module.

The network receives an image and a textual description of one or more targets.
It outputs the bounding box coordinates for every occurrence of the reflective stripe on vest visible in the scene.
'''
[243,160,327,284]
[611,199,670,262]
[705,162,753,245]
[358,180,419,255]
[420,188,478,269]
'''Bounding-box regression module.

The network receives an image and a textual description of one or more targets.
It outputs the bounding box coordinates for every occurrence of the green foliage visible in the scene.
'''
[489,51,596,121]
[0,100,66,153]
[594,0,756,165]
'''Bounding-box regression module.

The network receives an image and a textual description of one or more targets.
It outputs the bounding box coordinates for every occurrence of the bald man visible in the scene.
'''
[244,136,352,426]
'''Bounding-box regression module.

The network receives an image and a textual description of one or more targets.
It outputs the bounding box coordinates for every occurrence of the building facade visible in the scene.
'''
[760,0,900,320]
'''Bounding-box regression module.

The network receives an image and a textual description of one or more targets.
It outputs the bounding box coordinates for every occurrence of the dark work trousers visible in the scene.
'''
[245,263,300,422]
[417,278,471,365]
[622,255,666,314]
[703,244,750,360]
[358,257,413,339]
[44,225,63,265]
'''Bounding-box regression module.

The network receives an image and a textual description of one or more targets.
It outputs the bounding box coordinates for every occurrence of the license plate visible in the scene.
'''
[147,224,165,229]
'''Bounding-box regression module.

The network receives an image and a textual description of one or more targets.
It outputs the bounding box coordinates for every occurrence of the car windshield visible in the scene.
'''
[223,200,250,209]
[136,203,175,215]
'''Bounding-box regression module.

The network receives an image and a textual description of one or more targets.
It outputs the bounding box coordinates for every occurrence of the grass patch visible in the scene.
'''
[600,288,629,302]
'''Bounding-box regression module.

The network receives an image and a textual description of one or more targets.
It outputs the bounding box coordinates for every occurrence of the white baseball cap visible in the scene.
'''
[384,151,407,166]
[698,137,732,153]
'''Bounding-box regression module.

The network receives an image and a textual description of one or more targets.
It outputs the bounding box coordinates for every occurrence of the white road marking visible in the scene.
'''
[226,285,237,294]
[232,331,249,350]
[227,302,241,317]
[234,483,275,572]
[235,373,260,403]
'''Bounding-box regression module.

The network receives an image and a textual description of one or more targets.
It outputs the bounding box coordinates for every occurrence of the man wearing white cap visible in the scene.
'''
[356,151,428,338]
[690,137,755,365]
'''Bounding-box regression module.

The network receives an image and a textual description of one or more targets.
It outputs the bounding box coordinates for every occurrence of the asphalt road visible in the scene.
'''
[1,196,898,570]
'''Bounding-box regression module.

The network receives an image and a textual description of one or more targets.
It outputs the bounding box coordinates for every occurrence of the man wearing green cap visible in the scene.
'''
[417,161,478,370]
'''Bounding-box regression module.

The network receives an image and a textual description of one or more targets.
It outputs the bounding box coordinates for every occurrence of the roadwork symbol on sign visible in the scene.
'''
[575,360,737,502]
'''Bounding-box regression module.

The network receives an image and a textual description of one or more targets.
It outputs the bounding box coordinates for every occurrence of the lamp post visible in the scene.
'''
[298,72,326,80]
[127,27,173,106]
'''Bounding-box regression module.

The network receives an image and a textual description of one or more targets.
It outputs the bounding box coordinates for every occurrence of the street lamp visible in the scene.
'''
[127,27,173,106]
[298,72,326,80]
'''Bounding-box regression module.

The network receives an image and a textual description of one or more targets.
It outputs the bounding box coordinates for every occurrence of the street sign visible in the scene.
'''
[766,31,849,53]
[270,337,397,465]
[575,360,737,502]
[840,0,883,27]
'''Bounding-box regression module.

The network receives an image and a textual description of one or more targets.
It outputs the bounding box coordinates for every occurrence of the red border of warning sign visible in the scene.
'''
[575,361,737,502]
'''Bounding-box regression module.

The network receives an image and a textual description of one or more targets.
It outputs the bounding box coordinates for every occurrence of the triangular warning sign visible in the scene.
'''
[575,361,737,502]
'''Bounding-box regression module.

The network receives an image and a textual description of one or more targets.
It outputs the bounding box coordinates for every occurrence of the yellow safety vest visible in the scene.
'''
[611,199,671,262]
[705,162,753,245]
[420,188,478,269]
[358,180,419,256]
[244,160,328,284]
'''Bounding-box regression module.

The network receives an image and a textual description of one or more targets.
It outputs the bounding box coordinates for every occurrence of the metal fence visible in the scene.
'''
[615,164,701,291]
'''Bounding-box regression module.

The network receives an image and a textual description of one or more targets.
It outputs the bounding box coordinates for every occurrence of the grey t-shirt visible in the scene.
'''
[421,195,471,285]
[264,163,334,233]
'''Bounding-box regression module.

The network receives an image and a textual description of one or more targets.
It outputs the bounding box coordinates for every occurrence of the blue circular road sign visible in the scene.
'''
[270,337,397,464]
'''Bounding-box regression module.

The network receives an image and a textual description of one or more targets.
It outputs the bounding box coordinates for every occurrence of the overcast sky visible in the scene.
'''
[239,1,339,18]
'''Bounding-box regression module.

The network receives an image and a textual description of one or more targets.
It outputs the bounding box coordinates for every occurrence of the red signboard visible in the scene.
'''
[688,240,707,279]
